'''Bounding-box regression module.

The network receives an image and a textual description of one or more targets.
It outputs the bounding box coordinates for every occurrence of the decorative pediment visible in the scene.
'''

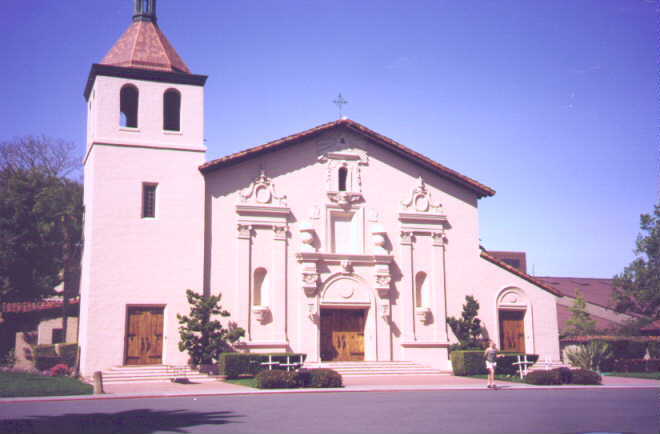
[239,169,287,207]
[317,137,369,165]
[401,177,442,213]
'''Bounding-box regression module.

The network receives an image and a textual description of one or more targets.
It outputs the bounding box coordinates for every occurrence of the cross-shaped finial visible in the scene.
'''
[333,93,348,119]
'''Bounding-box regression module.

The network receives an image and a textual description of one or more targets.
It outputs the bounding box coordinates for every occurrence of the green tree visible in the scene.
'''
[447,295,483,349]
[613,203,660,320]
[0,136,82,302]
[563,290,597,337]
[177,289,245,366]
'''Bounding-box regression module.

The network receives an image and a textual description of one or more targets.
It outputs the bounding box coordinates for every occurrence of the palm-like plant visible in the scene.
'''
[565,341,612,372]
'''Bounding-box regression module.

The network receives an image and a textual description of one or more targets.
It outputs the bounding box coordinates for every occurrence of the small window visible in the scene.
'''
[120,84,139,128]
[142,183,157,218]
[338,167,348,191]
[163,89,181,131]
[253,268,269,306]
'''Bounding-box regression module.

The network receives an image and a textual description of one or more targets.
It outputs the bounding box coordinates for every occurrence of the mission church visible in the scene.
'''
[78,1,561,376]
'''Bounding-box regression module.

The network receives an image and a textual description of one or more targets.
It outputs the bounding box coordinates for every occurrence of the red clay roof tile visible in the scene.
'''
[480,251,561,296]
[101,20,190,74]
[199,118,496,198]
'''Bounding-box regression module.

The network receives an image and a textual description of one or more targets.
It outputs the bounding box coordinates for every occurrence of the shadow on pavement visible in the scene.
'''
[0,408,243,434]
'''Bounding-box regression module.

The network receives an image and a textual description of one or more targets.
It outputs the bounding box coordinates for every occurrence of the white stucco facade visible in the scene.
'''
[77,6,561,377]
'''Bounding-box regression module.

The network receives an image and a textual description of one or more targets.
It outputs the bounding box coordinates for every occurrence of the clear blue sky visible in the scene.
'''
[2,1,658,278]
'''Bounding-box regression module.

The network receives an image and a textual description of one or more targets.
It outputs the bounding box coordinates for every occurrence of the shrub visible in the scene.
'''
[570,369,601,385]
[646,359,660,372]
[218,353,307,379]
[451,350,486,376]
[524,370,561,385]
[255,370,302,389]
[301,369,342,388]
[565,341,612,371]
[32,344,62,371]
[48,364,70,377]
[553,367,573,384]
[56,344,78,368]
[0,349,16,368]
[613,359,660,373]
[496,353,539,376]
[609,339,647,360]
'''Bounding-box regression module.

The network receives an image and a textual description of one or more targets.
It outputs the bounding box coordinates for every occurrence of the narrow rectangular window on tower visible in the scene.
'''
[142,183,157,218]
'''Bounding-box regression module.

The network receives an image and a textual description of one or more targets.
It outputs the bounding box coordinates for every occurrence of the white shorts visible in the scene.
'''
[486,361,496,370]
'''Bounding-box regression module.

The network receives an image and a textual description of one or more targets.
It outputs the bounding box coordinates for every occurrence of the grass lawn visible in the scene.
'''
[0,371,93,397]
[225,377,258,388]
[604,372,660,380]
[468,374,526,383]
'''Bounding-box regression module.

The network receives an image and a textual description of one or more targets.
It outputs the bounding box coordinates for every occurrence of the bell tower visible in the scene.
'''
[79,1,208,376]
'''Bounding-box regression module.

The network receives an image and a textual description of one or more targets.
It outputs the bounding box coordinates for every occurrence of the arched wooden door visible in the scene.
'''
[125,307,164,365]
[499,310,525,353]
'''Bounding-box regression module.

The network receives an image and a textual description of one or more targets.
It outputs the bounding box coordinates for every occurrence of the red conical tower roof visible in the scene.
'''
[100,18,190,74]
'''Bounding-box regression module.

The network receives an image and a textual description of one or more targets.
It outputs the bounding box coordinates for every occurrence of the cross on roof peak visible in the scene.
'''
[332,93,348,119]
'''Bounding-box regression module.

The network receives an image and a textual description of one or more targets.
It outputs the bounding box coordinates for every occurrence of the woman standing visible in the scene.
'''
[484,341,501,389]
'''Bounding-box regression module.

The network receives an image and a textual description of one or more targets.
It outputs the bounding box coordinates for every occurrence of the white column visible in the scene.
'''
[432,230,448,342]
[399,230,415,341]
[272,225,288,343]
[237,224,252,340]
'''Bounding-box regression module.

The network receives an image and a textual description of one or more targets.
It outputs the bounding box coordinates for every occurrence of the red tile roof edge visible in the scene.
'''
[1,298,80,314]
[199,118,496,198]
[480,251,561,296]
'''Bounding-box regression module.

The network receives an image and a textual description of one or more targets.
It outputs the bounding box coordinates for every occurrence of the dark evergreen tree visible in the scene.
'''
[177,289,245,366]
[447,295,483,349]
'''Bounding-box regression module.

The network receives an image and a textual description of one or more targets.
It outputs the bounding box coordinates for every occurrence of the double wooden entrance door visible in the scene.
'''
[320,309,366,361]
[499,310,525,353]
[125,307,164,365]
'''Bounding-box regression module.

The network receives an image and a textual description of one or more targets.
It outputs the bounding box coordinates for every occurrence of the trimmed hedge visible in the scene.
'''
[255,370,302,389]
[255,368,342,389]
[612,358,660,373]
[298,368,343,388]
[570,369,601,385]
[451,351,486,376]
[525,368,601,385]
[524,370,561,385]
[218,353,306,379]
[608,340,647,360]
[450,351,538,376]
[553,367,573,384]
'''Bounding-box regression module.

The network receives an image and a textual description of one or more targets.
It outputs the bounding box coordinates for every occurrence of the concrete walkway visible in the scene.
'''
[1,374,657,403]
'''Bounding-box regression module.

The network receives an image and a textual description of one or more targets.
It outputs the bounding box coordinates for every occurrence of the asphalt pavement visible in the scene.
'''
[0,388,657,433]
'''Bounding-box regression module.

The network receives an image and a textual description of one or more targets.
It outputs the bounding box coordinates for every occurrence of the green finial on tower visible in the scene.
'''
[133,0,157,23]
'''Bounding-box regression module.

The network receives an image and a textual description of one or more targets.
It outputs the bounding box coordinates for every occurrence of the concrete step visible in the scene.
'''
[99,365,219,384]
[303,361,450,376]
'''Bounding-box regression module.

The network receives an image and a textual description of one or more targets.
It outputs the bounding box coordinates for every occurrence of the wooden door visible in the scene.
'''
[320,309,366,361]
[125,307,164,365]
[499,310,525,353]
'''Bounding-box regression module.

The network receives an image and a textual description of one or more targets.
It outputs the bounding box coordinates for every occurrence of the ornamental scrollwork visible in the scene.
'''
[401,177,442,213]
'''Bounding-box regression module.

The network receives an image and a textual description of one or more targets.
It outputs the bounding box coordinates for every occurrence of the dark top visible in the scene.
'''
[485,348,497,362]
